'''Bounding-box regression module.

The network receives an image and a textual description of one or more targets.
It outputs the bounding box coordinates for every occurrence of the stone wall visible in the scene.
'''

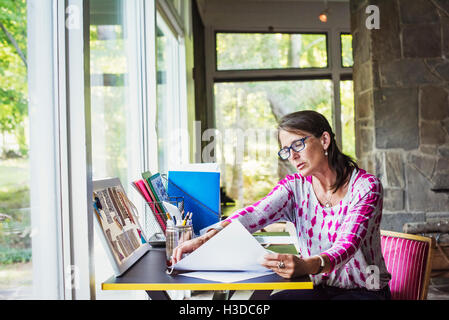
[350,0,449,231]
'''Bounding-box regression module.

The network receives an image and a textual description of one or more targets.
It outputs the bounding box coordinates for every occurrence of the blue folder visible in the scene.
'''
[167,170,220,234]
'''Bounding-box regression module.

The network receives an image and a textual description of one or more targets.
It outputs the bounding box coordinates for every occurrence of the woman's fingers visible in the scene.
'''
[174,244,185,263]
[263,252,282,261]
[261,253,296,278]
[171,238,202,264]
[171,243,184,264]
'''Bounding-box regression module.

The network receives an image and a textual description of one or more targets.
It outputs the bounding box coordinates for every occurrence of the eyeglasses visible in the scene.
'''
[278,136,310,160]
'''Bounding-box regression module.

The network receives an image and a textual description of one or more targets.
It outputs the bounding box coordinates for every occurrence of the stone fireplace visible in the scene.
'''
[350,0,449,231]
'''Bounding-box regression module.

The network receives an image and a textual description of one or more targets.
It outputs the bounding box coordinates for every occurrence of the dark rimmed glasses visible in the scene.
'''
[278,136,310,160]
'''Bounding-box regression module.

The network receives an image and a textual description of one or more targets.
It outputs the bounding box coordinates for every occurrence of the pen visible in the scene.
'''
[181,211,189,226]
[187,212,192,225]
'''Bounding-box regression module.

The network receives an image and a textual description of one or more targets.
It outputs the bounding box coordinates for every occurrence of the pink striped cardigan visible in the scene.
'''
[226,169,392,290]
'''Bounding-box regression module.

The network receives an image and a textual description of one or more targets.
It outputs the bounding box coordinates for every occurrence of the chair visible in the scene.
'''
[380,230,434,300]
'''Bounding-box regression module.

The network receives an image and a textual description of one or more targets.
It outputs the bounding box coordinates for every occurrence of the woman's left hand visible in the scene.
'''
[261,253,308,279]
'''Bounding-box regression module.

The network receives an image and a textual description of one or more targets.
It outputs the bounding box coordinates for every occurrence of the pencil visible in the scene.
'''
[181,212,189,226]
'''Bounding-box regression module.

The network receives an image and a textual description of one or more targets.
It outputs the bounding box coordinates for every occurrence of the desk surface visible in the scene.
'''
[102,248,313,291]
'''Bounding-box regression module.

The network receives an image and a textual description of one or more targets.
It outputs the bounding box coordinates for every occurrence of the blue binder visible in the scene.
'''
[167,170,220,235]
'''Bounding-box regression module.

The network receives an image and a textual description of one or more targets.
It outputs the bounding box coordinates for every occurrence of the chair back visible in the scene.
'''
[380,230,433,300]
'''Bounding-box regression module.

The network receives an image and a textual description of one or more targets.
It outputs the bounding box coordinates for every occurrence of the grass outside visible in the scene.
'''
[0,158,30,191]
[0,262,33,300]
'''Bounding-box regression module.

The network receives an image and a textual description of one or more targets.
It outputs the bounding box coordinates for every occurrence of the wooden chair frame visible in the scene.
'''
[381,230,434,300]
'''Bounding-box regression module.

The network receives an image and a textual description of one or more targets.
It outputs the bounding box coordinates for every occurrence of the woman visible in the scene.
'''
[172,110,391,300]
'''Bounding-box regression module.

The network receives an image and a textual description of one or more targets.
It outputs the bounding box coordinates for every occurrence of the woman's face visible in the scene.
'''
[278,129,329,177]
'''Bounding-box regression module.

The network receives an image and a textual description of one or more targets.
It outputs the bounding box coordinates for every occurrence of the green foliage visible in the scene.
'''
[216,33,327,70]
[341,81,356,160]
[0,185,31,249]
[0,158,31,263]
[0,0,27,60]
[0,186,29,210]
[341,34,353,67]
[0,0,28,154]
[0,246,31,264]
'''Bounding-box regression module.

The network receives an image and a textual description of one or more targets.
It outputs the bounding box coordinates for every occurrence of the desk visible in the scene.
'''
[102,247,313,300]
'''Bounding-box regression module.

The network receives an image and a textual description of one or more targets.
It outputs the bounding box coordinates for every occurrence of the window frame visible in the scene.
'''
[28,0,94,299]
[155,7,189,174]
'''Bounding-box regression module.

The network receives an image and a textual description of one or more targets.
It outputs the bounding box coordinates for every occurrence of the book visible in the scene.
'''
[137,171,166,218]
[142,178,166,221]
[147,173,170,209]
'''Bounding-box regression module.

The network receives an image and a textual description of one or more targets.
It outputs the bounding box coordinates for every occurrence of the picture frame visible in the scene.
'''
[93,177,151,277]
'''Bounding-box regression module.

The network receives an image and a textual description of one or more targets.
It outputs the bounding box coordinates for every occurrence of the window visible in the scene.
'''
[1,0,191,300]
[0,0,31,299]
[216,32,328,70]
[156,12,188,174]
[211,30,354,209]
[341,33,353,67]
[90,0,146,300]
[340,80,355,159]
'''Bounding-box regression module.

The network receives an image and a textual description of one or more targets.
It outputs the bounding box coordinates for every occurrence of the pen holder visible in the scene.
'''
[144,197,184,242]
[165,224,193,267]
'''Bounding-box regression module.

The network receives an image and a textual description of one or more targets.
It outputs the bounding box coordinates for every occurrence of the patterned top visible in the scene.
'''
[225,168,392,290]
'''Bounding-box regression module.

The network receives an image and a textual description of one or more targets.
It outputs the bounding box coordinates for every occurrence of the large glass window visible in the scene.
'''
[216,32,328,70]
[214,30,354,212]
[156,13,188,174]
[0,0,32,299]
[90,0,145,300]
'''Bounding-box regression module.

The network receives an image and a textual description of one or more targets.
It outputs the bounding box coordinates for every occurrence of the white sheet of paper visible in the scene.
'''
[178,271,271,283]
[173,220,271,272]
[254,236,295,245]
